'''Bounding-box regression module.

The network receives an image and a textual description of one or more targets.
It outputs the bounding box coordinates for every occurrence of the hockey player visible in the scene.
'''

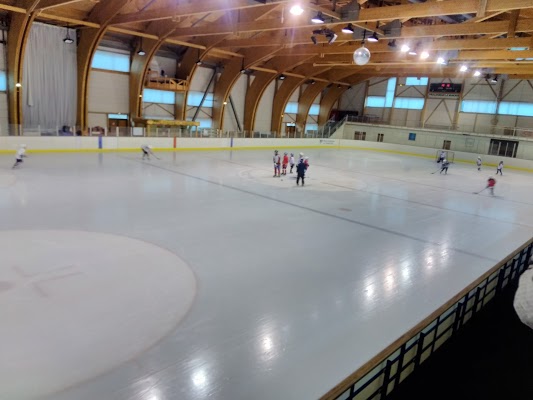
[440,159,450,174]
[289,153,295,174]
[486,177,496,195]
[298,152,304,163]
[296,157,307,186]
[273,150,281,177]
[141,144,154,160]
[282,152,289,175]
[304,156,309,168]
[496,161,504,175]
[437,150,446,163]
[476,156,482,171]
[12,144,27,169]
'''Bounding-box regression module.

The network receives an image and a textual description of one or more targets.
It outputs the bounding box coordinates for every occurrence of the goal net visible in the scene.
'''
[435,150,455,163]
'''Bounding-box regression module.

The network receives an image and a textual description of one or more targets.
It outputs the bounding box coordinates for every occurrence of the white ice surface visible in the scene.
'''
[1,149,532,400]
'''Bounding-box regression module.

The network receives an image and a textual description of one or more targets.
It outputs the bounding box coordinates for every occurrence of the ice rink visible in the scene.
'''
[1,148,533,400]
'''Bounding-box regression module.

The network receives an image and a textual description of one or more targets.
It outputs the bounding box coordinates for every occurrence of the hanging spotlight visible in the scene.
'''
[279,74,286,80]
[240,59,246,74]
[196,59,202,66]
[289,4,304,15]
[63,25,74,44]
[326,32,338,45]
[460,65,468,72]
[342,23,354,34]
[473,70,481,77]
[420,51,429,59]
[408,48,417,56]
[491,74,498,83]
[367,32,379,43]
[400,44,410,53]
[311,12,324,24]
[388,39,397,49]
[311,35,317,45]
[311,79,316,85]
[437,56,446,65]
[137,48,146,56]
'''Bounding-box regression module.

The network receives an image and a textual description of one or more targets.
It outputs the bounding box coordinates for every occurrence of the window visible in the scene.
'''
[92,50,130,72]
[143,89,176,105]
[187,91,214,108]
[284,102,298,113]
[377,133,384,142]
[408,133,416,141]
[0,70,6,91]
[305,123,318,132]
[191,118,212,128]
[366,96,386,108]
[498,102,533,117]
[355,131,366,140]
[309,104,319,115]
[405,77,428,86]
[461,100,497,114]
[443,140,451,150]
[108,113,128,120]
[393,97,425,109]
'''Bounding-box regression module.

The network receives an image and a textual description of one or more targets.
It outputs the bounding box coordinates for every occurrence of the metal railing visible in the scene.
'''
[322,238,533,400]
[343,116,533,138]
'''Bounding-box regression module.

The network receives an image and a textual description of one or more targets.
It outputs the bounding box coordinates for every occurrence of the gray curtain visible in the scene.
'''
[23,23,77,131]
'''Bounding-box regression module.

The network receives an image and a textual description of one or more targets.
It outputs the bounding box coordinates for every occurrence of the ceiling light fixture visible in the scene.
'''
[460,65,468,72]
[279,74,286,80]
[326,32,338,45]
[311,35,317,45]
[437,56,446,64]
[240,59,246,74]
[367,32,379,43]
[420,51,429,59]
[490,74,498,83]
[388,39,397,49]
[311,12,324,24]
[136,37,145,56]
[473,70,481,77]
[63,25,74,44]
[400,44,410,53]
[342,23,354,34]
[289,4,304,16]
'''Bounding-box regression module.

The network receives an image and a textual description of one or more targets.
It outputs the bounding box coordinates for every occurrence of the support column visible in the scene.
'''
[295,82,328,134]
[7,11,36,134]
[76,0,133,130]
[271,76,306,137]
[318,86,348,126]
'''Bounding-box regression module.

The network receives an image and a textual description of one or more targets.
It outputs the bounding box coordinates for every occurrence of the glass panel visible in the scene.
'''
[309,104,320,115]
[498,102,533,117]
[92,50,130,73]
[143,89,176,105]
[0,70,6,91]
[366,96,386,108]
[393,97,425,109]
[405,77,428,86]
[187,92,214,107]
[460,100,497,114]
[285,102,298,113]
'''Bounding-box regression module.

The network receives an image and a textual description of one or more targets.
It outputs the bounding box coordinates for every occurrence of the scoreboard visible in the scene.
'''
[429,83,462,93]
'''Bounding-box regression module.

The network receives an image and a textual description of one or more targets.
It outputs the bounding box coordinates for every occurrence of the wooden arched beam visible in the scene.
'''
[271,76,306,137]
[173,38,226,120]
[295,81,328,133]
[76,0,133,130]
[6,11,36,133]
[212,47,279,129]
[242,71,274,133]
[318,86,348,126]
[129,21,182,120]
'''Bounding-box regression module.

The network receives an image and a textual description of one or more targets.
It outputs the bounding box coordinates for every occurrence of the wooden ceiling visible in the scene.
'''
[3,0,533,83]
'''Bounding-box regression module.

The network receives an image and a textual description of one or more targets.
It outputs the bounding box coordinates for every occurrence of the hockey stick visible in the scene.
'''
[431,169,441,174]
[473,187,488,194]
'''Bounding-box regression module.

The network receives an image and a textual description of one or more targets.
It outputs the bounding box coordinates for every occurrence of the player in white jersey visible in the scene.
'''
[12,144,27,168]
[496,161,504,175]
[476,156,482,171]
[439,159,450,174]
[289,153,295,173]
[437,150,446,163]
[141,144,154,160]
[273,150,281,177]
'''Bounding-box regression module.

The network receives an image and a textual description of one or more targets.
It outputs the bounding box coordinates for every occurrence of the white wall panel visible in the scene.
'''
[255,80,275,133]
[88,70,129,114]
[338,82,365,113]
[189,67,215,92]
[0,93,8,135]
[143,103,174,119]
[87,113,107,130]
[152,56,176,78]
[223,75,247,131]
